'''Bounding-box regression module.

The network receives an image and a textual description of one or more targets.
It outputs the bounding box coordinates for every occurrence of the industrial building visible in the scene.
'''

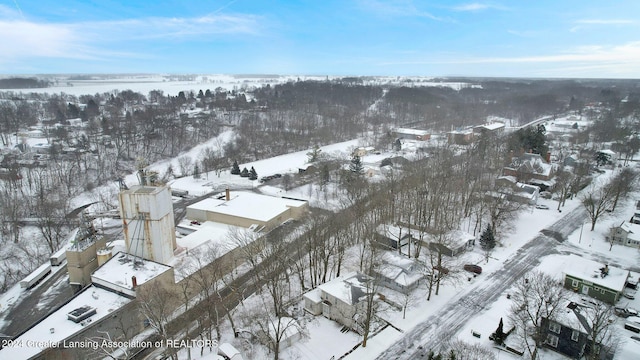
[185,189,308,231]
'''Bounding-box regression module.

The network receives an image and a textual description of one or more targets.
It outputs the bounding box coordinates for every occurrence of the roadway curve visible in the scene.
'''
[375,206,587,359]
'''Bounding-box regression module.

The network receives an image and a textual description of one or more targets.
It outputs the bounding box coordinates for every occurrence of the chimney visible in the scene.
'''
[546,151,551,163]
[131,276,137,289]
[226,188,230,201]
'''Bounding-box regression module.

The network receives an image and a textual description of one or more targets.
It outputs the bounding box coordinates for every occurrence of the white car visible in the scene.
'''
[535,204,550,210]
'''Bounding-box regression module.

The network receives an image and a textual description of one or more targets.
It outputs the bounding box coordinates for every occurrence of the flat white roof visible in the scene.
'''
[564,254,628,291]
[188,191,307,223]
[395,128,430,136]
[171,222,256,281]
[0,286,131,359]
[92,252,172,291]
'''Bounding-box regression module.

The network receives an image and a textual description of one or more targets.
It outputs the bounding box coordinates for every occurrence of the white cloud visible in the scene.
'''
[377,41,640,77]
[574,19,634,25]
[571,19,635,32]
[79,14,263,41]
[358,0,447,21]
[453,2,506,12]
[0,13,263,64]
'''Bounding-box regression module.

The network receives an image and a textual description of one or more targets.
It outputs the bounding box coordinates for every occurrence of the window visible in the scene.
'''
[549,322,561,334]
[571,330,580,341]
[572,279,579,288]
[546,334,559,347]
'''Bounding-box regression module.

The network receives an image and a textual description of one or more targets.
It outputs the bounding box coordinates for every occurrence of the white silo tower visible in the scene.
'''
[118,185,177,264]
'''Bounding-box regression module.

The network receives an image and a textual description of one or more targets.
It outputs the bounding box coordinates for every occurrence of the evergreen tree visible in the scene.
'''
[394,138,402,151]
[349,154,364,175]
[306,145,322,163]
[491,317,506,345]
[594,151,611,166]
[249,166,258,180]
[240,167,249,177]
[479,225,496,251]
[320,164,330,185]
[231,160,241,175]
[193,164,200,179]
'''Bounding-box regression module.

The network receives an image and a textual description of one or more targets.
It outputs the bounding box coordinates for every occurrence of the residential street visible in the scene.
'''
[375,206,588,359]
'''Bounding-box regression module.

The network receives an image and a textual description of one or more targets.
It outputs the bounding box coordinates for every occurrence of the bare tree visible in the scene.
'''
[509,271,568,360]
[177,155,193,177]
[253,303,305,360]
[581,302,619,360]
[581,180,616,231]
[609,167,638,211]
[484,185,522,239]
[440,339,497,360]
[554,166,575,210]
[137,285,180,360]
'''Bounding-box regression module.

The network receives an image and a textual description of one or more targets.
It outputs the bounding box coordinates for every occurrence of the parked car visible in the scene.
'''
[433,265,450,275]
[463,264,482,274]
[615,307,639,318]
[540,191,552,199]
[623,288,637,300]
[535,204,550,210]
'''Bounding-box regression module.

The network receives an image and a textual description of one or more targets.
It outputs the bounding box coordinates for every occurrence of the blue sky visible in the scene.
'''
[1,0,639,78]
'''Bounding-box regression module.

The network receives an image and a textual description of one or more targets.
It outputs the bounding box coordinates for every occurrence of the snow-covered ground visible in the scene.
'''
[0,74,480,97]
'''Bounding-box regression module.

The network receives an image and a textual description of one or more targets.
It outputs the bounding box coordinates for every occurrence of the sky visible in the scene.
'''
[0,0,639,78]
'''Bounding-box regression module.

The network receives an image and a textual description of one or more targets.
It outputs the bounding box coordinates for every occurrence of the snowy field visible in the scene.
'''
[0,74,480,97]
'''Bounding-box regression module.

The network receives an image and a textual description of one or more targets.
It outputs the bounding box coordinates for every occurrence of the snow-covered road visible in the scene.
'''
[376,206,588,359]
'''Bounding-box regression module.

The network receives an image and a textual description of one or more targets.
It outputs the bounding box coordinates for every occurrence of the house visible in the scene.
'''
[609,222,640,248]
[563,254,630,305]
[302,272,375,334]
[473,122,505,135]
[374,224,412,250]
[447,128,474,145]
[373,252,422,294]
[540,301,613,359]
[503,153,555,182]
[496,176,540,205]
[426,229,475,257]
[393,128,431,141]
[352,146,375,157]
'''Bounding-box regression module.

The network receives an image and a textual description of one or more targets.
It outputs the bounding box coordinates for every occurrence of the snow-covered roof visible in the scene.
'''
[551,301,600,334]
[444,230,475,247]
[620,222,640,242]
[376,224,412,241]
[91,252,172,296]
[316,272,370,306]
[171,222,255,281]
[378,252,422,287]
[563,254,629,292]
[187,191,307,223]
[394,128,430,136]
[0,286,131,359]
[218,343,242,359]
[475,122,505,131]
[303,287,322,304]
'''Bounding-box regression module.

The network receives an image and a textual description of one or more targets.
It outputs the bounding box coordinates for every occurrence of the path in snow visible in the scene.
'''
[374,206,587,359]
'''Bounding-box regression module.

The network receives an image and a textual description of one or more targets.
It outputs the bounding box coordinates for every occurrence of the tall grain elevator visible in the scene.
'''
[118,185,177,264]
